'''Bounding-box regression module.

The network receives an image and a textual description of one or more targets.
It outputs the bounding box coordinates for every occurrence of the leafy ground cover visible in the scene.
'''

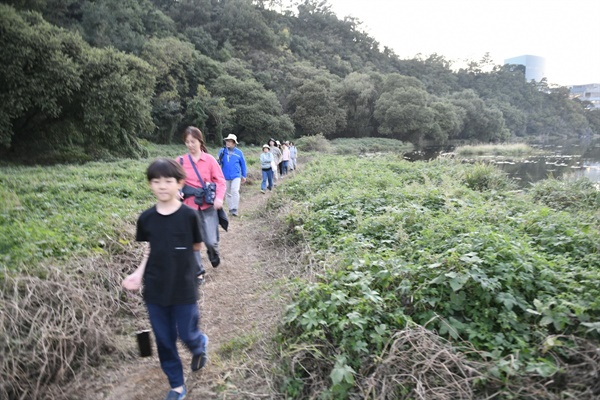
[274,155,600,398]
[294,134,413,156]
[0,144,264,273]
[0,160,152,272]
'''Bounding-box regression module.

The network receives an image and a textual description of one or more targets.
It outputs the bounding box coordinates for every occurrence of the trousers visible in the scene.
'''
[146,303,205,388]
[225,177,241,212]
[261,169,273,190]
[197,206,220,266]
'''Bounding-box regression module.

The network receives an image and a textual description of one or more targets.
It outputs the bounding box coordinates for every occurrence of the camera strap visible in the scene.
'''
[181,154,208,191]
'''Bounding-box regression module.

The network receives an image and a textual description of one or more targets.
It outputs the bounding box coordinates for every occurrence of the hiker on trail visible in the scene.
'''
[275,140,284,177]
[260,144,274,193]
[281,141,290,176]
[122,158,209,400]
[289,141,297,171]
[269,139,282,184]
[178,126,226,271]
[217,134,247,217]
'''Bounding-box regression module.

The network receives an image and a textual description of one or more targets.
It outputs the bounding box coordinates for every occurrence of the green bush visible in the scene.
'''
[530,177,600,212]
[463,162,517,192]
[276,156,600,397]
[295,133,332,153]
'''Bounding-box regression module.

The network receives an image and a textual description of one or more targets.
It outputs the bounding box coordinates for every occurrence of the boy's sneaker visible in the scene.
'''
[191,334,208,371]
[165,385,186,400]
[260,190,265,194]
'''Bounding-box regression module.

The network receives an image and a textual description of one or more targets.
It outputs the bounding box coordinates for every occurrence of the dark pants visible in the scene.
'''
[146,303,205,388]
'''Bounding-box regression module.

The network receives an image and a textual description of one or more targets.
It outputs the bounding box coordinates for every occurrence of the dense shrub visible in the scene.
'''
[276,156,600,398]
[463,162,517,191]
[529,177,600,212]
[295,133,332,153]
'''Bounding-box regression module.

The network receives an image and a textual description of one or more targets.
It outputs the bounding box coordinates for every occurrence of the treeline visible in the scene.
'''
[1,0,599,163]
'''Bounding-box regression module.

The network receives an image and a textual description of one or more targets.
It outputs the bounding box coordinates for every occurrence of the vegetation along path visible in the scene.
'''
[79,180,291,399]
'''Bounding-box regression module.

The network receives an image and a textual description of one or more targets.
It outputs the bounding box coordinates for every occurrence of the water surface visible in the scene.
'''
[404,138,600,188]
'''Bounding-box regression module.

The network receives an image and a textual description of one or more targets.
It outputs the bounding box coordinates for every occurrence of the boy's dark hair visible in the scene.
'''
[146,158,186,181]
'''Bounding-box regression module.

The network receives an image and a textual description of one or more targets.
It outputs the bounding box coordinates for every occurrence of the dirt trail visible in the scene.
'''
[82,181,289,400]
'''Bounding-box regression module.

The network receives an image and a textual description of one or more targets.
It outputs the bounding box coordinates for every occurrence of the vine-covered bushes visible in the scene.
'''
[529,177,600,212]
[276,156,600,398]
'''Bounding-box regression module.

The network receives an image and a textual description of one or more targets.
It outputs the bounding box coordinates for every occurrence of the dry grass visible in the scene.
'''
[359,326,483,400]
[0,250,143,399]
[455,143,536,156]
[281,324,600,400]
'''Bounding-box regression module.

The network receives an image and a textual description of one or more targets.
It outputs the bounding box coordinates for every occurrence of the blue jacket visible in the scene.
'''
[217,147,247,180]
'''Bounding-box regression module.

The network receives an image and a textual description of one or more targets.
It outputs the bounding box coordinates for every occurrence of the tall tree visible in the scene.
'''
[76,47,155,157]
[0,5,155,160]
[287,77,346,137]
[186,85,235,144]
[450,90,510,142]
[337,72,379,137]
[140,37,224,143]
[210,75,294,143]
[80,0,175,53]
[0,5,82,149]
[374,86,437,143]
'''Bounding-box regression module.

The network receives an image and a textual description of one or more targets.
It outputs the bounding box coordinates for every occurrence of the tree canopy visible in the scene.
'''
[1,0,596,162]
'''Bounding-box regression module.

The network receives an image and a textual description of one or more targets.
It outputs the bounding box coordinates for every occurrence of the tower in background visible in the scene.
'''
[504,55,546,82]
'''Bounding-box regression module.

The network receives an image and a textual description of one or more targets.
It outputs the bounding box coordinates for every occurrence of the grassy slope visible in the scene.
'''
[2,139,599,399]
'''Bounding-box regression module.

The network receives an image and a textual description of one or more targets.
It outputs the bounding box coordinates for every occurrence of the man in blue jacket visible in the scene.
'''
[218,134,247,216]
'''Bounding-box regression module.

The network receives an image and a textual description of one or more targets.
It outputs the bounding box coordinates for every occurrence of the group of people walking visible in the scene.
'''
[260,138,297,193]
[121,126,297,399]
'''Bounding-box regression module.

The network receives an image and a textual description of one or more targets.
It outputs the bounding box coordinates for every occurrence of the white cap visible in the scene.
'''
[224,134,238,144]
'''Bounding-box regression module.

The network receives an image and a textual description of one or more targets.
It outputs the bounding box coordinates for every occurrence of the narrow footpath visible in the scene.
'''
[81,182,290,399]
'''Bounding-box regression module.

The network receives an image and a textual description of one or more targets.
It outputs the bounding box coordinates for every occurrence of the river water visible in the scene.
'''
[404,137,600,188]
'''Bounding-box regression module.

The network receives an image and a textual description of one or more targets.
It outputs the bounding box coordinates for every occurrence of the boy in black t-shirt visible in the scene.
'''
[122,158,208,400]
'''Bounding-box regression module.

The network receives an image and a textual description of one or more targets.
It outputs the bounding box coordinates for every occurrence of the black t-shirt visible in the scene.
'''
[136,204,202,306]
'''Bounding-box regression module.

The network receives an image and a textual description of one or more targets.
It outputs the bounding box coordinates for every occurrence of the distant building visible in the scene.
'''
[569,83,600,109]
[504,55,546,82]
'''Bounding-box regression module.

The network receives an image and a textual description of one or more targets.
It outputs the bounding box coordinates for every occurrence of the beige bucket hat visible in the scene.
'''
[224,134,238,144]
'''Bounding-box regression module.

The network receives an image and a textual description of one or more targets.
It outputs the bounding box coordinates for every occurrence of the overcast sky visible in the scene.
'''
[325,0,600,85]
